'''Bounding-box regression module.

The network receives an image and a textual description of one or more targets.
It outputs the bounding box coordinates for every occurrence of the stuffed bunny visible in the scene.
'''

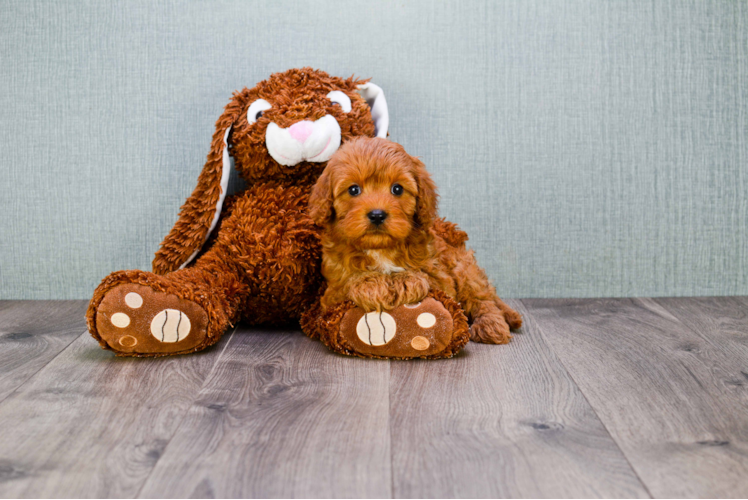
[87,67,481,358]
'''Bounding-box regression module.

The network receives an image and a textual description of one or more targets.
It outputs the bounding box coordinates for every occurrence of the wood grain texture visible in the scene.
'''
[0,321,233,498]
[138,326,391,499]
[523,297,748,498]
[0,302,17,314]
[389,300,648,498]
[3,298,747,498]
[0,301,87,403]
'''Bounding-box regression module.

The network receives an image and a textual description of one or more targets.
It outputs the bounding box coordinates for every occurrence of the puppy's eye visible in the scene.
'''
[247,99,272,125]
[348,185,361,196]
[391,184,404,196]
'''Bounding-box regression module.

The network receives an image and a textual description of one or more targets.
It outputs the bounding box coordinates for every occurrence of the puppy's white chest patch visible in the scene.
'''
[366,250,405,274]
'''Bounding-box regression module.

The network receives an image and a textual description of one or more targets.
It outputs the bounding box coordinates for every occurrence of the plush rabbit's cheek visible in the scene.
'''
[266,115,342,167]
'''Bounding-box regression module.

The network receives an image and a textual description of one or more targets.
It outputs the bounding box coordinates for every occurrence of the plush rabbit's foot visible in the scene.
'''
[93,283,210,356]
[306,290,469,360]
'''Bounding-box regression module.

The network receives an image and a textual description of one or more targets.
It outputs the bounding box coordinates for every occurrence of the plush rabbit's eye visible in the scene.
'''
[391,184,404,196]
[348,185,361,196]
[326,91,352,113]
[247,99,272,125]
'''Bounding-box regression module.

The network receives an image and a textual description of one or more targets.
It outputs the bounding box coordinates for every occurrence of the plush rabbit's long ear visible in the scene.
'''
[356,82,389,138]
[152,96,243,275]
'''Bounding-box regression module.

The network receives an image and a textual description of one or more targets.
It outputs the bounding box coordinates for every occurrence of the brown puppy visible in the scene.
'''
[309,137,522,344]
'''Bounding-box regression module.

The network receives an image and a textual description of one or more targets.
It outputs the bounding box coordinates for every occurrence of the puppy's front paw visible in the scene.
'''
[391,272,430,307]
[470,312,512,344]
[348,272,431,311]
[347,277,394,311]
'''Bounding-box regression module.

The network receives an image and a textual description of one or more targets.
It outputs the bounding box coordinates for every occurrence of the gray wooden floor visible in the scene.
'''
[0,298,747,498]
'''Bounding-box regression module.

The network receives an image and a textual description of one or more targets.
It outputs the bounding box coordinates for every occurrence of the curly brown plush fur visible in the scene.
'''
[308,137,522,344]
[87,68,379,356]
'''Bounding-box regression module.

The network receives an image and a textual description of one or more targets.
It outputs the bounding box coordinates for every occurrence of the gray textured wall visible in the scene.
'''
[1,0,746,300]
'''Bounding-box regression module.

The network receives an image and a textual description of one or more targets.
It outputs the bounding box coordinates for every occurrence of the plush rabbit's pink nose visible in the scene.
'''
[288,121,314,143]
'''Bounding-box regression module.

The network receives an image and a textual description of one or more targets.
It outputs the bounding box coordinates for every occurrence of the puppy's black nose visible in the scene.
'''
[367,209,388,225]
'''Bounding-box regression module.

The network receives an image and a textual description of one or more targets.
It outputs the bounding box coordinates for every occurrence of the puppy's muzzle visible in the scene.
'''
[367,209,388,226]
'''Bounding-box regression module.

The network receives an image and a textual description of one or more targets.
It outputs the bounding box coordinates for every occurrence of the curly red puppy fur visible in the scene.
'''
[309,137,522,344]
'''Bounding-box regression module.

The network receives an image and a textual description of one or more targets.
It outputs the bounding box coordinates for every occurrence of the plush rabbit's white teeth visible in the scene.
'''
[265,115,342,167]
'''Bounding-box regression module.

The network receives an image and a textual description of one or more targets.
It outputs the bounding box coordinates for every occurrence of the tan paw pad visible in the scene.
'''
[110,312,130,328]
[356,311,396,346]
[417,312,436,328]
[119,335,138,347]
[124,292,143,308]
[411,336,430,350]
[150,309,191,343]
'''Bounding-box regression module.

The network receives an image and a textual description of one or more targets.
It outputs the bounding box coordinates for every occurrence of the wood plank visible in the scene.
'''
[523,297,748,498]
[389,300,648,498]
[0,302,17,314]
[0,320,234,498]
[138,326,391,499]
[0,300,87,403]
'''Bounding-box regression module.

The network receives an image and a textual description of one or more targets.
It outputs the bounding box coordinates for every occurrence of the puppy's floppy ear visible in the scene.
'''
[152,89,248,275]
[308,165,335,226]
[412,156,439,229]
